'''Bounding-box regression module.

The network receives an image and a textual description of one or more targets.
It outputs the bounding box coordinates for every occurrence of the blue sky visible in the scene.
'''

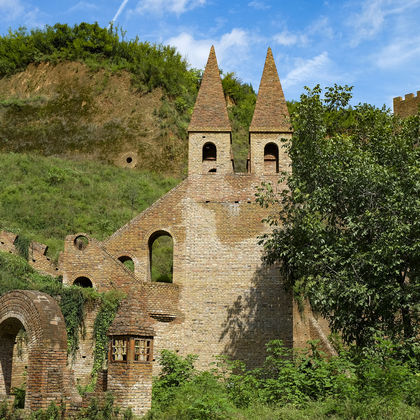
[0,0,419,108]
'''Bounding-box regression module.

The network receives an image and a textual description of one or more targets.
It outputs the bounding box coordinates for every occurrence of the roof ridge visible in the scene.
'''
[249,47,292,133]
[188,46,231,132]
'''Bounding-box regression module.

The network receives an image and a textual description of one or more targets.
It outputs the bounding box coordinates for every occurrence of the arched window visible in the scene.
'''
[118,255,135,272]
[73,276,93,288]
[202,142,217,161]
[0,318,27,407]
[264,143,279,173]
[148,231,173,283]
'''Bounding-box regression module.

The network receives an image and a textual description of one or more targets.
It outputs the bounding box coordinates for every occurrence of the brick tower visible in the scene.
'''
[188,46,233,175]
[249,47,293,175]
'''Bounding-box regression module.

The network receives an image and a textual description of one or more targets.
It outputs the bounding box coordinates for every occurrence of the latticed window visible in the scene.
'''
[134,338,152,362]
[112,338,127,361]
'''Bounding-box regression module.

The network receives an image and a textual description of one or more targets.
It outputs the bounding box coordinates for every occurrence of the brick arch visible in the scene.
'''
[0,290,69,411]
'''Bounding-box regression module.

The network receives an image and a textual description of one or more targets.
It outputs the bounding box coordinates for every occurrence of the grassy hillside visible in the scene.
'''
[0,152,178,259]
[0,23,257,174]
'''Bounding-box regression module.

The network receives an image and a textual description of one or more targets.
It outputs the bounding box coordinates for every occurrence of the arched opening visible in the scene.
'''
[202,142,217,161]
[0,318,27,408]
[74,235,89,251]
[0,291,69,411]
[264,143,279,173]
[118,256,135,272]
[73,276,93,288]
[148,231,173,283]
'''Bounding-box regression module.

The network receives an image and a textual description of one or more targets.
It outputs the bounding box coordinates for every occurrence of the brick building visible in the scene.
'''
[0,47,331,416]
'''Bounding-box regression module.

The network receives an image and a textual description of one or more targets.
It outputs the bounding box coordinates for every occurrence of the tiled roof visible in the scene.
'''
[250,47,292,133]
[107,296,154,336]
[188,46,231,132]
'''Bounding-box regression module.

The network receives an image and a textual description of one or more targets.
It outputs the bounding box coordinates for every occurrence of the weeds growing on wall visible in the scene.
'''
[89,290,124,389]
[0,252,123,379]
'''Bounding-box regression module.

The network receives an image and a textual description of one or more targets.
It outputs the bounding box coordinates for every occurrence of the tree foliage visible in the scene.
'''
[258,85,420,349]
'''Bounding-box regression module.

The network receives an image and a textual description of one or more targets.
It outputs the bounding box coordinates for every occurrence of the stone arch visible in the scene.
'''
[202,142,217,161]
[264,142,279,173]
[148,230,174,283]
[73,276,93,288]
[0,290,69,411]
[118,255,135,273]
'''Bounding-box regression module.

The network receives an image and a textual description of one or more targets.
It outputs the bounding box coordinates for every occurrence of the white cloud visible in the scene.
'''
[283,52,333,88]
[248,1,270,10]
[348,0,420,46]
[0,0,44,27]
[308,16,334,39]
[133,0,206,15]
[0,0,25,21]
[374,36,420,68]
[274,30,307,47]
[67,2,99,13]
[167,28,250,69]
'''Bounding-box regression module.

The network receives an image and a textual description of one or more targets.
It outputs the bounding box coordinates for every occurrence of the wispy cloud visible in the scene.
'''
[133,0,206,15]
[283,52,334,88]
[374,36,420,69]
[67,2,99,13]
[0,0,25,21]
[347,0,420,46]
[274,30,307,47]
[167,28,251,69]
[0,0,44,27]
[248,1,270,10]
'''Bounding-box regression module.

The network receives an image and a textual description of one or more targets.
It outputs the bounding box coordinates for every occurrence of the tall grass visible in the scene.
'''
[0,152,178,259]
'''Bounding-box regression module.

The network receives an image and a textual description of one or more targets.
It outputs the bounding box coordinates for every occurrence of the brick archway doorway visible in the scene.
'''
[0,290,69,411]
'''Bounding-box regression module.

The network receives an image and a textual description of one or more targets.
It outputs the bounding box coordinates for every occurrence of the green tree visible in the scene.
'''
[258,85,420,349]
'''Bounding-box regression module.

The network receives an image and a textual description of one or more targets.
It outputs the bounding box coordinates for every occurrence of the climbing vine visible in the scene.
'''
[91,291,124,383]
[59,287,99,359]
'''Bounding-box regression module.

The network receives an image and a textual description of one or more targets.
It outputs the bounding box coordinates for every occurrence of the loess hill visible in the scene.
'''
[0,23,257,176]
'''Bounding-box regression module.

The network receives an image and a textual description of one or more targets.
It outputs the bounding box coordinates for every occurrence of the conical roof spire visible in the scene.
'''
[188,46,231,132]
[250,47,292,132]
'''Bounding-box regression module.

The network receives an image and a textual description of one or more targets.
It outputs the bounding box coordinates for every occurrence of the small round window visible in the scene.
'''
[74,235,89,250]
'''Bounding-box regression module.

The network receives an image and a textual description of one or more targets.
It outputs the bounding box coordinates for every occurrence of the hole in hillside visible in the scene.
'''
[126,157,133,164]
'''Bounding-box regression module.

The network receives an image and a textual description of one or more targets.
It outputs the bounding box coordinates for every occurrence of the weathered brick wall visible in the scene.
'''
[102,173,295,373]
[393,91,420,118]
[10,331,28,391]
[188,132,233,175]
[70,300,100,387]
[28,242,60,277]
[0,290,71,411]
[60,234,139,292]
[249,132,292,175]
[107,362,152,417]
[0,231,17,254]
[0,231,59,276]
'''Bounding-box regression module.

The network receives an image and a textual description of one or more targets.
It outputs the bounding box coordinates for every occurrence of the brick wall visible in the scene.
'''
[188,132,233,175]
[393,91,420,118]
[0,290,71,411]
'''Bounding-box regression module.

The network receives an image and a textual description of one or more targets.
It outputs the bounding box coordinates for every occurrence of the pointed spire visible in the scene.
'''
[250,47,292,132]
[188,46,231,132]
